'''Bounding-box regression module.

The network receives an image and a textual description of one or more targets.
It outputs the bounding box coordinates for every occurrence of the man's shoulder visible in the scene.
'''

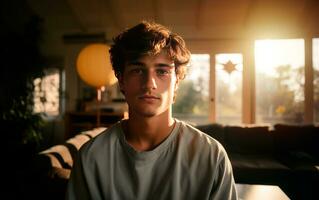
[178,120,219,142]
[79,121,122,155]
[176,120,231,171]
[177,120,227,154]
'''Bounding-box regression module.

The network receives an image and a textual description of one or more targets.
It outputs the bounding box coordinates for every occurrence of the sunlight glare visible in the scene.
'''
[255,39,304,77]
[313,38,319,70]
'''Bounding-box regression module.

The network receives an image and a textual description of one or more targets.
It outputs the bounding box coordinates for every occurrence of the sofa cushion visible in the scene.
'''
[30,127,107,200]
[308,126,319,160]
[274,124,319,162]
[274,124,315,150]
[224,125,273,155]
[229,153,291,184]
[229,154,290,170]
[49,167,71,179]
[37,127,107,179]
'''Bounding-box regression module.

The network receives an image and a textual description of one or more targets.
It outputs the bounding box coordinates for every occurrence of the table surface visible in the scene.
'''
[236,184,290,200]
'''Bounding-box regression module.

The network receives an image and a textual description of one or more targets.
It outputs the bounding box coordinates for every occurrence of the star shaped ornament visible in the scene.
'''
[222,60,237,74]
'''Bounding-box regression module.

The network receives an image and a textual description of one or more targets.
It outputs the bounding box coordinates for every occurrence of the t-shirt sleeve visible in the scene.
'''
[65,152,91,200]
[210,150,238,200]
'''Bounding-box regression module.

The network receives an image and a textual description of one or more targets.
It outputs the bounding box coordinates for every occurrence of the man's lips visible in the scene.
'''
[138,94,160,100]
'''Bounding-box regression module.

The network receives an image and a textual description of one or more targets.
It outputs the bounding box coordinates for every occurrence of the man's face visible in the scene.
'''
[119,51,179,118]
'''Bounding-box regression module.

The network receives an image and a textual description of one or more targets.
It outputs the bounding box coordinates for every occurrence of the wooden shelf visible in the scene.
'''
[65,111,125,139]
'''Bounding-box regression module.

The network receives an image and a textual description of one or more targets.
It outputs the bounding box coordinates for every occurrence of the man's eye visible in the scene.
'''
[130,68,143,75]
[156,69,170,76]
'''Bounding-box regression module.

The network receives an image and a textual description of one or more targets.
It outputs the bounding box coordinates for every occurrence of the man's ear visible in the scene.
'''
[117,74,125,94]
[173,78,180,103]
[174,78,180,91]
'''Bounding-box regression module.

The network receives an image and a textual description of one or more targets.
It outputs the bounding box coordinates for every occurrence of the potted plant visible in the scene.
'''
[1,15,46,162]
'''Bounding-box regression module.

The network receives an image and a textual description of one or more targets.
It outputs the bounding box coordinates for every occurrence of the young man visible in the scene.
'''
[66,21,237,200]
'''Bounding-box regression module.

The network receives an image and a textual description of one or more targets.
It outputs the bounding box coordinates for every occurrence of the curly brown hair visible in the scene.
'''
[109,21,190,80]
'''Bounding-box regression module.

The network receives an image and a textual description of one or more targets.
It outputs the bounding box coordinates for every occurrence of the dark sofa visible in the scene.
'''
[26,123,318,199]
[196,123,319,199]
[22,127,107,200]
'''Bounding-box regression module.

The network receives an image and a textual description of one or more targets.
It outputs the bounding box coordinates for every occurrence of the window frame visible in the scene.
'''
[205,37,316,125]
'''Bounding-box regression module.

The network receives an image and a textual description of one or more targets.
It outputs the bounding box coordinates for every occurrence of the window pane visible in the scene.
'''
[255,39,305,124]
[215,53,243,124]
[173,54,210,125]
[33,68,60,116]
[313,38,319,123]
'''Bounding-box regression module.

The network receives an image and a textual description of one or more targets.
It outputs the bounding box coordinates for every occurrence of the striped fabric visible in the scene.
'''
[39,127,106,179]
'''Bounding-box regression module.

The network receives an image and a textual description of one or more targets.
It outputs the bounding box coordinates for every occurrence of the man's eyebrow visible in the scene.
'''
[156,63,175,68]
[127,61,144,66]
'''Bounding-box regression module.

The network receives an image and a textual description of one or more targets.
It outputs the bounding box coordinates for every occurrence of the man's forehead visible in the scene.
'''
[126,52,174,66]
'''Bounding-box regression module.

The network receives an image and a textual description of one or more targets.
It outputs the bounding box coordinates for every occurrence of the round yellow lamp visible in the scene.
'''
[76,43,116,88]
[76,43,117,126]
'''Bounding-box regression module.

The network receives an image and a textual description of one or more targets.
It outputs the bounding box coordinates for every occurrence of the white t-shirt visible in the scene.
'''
[66,119,237,200]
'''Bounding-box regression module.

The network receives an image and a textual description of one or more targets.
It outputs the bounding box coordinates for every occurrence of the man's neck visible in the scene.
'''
[124,112,175,152]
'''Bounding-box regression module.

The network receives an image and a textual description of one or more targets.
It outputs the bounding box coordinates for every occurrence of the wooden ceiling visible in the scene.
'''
[27,0,319,41]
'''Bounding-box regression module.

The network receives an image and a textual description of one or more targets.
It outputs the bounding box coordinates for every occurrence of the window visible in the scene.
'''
[313,38,319,123]
[215,53,243,124]
[255,39,305,124]
[173,54,210,125]
[33,68,60,117]
[177,38,317,125]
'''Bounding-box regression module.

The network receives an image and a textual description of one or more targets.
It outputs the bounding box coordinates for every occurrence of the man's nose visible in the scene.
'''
[143,71,157,90]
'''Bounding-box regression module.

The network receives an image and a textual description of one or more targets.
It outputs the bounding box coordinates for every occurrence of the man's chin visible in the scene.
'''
[138,111,158,118]
[133,108,161,118]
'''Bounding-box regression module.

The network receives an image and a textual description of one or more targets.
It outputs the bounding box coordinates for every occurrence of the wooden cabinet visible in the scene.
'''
[65,111,125,139]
